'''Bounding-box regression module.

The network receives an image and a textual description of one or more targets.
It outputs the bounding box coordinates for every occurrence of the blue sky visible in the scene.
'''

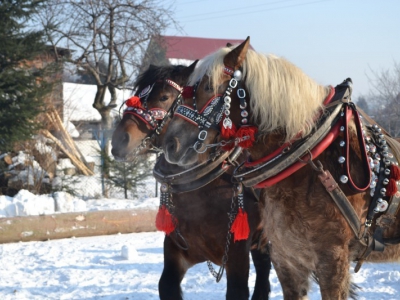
[165,0,400,100]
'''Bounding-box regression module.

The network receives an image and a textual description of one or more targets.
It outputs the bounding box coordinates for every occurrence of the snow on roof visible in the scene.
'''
[158,35,254,61]
[63,82,133,122]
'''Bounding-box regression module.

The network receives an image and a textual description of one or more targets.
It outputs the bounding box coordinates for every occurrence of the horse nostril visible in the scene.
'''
[165,137,180,155]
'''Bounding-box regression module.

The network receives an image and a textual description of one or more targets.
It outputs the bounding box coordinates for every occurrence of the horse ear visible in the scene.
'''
[181,59,198,78]
[224,36,250,69]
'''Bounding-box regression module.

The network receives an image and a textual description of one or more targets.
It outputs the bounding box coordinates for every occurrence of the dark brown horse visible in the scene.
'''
[162,37,400,299]
[111,63,271,300]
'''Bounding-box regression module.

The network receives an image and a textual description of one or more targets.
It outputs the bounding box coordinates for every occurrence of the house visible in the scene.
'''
[141,35,254,71]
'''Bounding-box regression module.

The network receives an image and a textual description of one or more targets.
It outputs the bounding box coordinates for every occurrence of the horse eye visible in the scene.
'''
[160,95,169,102]
[204,83,213,92]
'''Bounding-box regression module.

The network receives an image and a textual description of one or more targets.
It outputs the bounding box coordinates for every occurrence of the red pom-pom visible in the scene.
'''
[125,96,142,108]
[390,165,400,181]
[220,119,237,140]
[182,86,194,98]
[155,205,176,235]
[230,208,250,242]
[386,178,398,197]
[235,126,258,148]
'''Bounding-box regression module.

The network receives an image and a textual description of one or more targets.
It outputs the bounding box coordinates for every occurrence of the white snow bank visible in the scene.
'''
[0,189,158,218]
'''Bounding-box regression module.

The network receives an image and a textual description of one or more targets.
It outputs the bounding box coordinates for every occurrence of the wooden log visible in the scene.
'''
[45,110,90,168]
[0,208,157,244]
[42,129,94,176]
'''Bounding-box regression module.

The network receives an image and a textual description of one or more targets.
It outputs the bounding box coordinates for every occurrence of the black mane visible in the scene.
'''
[134,64,186,92]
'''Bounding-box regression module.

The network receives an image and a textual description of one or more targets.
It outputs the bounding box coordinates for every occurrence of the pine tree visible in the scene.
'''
[0,0,51,153]
[107,155,155,199]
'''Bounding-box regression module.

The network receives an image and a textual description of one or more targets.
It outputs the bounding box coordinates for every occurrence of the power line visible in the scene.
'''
[178,0,333,23]
[178,0,299,19]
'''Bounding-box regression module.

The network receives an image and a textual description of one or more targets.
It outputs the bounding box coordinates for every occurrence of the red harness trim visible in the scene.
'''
[245,86,335,168]
[123,108,167,130]
[254,108,352,188]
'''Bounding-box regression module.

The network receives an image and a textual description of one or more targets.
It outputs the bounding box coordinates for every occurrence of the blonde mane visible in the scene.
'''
[188,46,330,141]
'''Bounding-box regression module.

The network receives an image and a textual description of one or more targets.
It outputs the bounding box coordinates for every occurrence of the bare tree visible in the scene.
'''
[367,61,400,137]
[38,0,177,132]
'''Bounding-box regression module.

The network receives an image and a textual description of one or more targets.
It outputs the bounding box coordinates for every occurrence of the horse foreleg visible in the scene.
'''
[315,246,350,300]
[225,243,250,300]
[159,236,189,300]
[250,245,271,300]
[272,258,310,300]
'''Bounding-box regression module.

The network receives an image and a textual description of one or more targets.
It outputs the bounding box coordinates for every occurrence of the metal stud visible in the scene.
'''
[370,180,377,189]
[381,188,387,195]
[233,70,242,81]
[241,110,248,118]
[385,168,391,176]
[161,184,168,193]
[369,145,376,153]
[374,198,388,212]
[370,188,375,197]
[340,141,345,147]
[338,156,345,163]
[340,126,345,132]
[241,118,248,124]
[383,178,389,185]
[340,175,348,183]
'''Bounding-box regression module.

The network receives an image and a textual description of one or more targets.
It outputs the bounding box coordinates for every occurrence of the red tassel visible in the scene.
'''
[182,86,194,98]
[230,208,250,242]
[386,178,398,197]
[155,205,176,235]
[390,165,400,181]
[235,126,258,148]
[125,96,142,108]
[220,119,237,139]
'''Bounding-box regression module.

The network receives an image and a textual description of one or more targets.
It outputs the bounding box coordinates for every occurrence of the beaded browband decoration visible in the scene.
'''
[124,79,183,130]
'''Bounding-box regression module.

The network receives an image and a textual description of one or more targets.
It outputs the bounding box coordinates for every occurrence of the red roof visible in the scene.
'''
[157,36,254,61]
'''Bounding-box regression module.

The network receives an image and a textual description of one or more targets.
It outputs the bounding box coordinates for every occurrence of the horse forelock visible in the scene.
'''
[134,65,186,92]
[189,46,330,142]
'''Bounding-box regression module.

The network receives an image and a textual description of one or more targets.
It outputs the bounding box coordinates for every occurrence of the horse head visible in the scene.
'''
[163,37,252,167]
[111,61,197,161]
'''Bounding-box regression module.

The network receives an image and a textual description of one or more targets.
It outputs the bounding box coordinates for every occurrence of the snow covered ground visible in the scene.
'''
[0,189,400,299]
[0,231,400,300]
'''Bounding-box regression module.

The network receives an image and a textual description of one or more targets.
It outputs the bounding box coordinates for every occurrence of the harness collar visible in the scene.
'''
[234,80,371,192]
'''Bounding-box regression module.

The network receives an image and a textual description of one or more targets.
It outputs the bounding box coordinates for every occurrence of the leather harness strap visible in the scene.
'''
[316,165,363,239]
[153,147,242,193]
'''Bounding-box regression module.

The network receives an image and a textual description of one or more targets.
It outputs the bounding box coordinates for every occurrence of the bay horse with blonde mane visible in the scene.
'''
[163,37,400,299]
[111,62,271,300]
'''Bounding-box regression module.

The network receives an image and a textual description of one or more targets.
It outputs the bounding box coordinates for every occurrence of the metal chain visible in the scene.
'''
[192,135,251,154]
[206,184,238,282]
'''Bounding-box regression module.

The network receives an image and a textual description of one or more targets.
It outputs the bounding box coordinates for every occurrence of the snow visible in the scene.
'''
[63,82,132,123]
[0,188,399,298]
[0,231,399,299]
